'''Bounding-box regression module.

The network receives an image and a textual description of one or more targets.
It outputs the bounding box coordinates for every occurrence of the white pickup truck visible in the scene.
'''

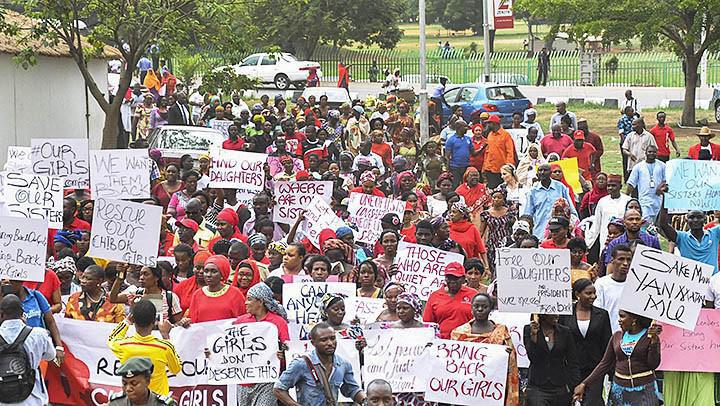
[232,52,322,90]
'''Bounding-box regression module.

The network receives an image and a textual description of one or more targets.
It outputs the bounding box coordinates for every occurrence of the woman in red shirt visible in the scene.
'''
[179,255,247,324]
[173,250,210,313]
[349,170,385,197]
[448,202,488,262]
[370,130,393,168]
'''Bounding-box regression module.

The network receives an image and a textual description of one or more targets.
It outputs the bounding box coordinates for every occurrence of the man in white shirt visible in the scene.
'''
[621,117,657,173]
[594,243,632,332]
[0,294,56,406]
[549,101,577,130]
[522,108,545,139]
[188,89,205,124]
[620,89,640,115]
[587,174,631,250]
[230,92,249,118]
[352,141,385,176]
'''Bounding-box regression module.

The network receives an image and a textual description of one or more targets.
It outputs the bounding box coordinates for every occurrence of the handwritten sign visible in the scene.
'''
[2,172,63,229]
[90,149,150,199]
[347,193,405,244]
[489,311,530,368]
[658,309,720,372]
[283,282,356,327]
[0,216,47,282]
[619,245,712,330]
[363,328,435,393]
[495,248,572,314]
[422,340,509,406]
[302,196,346,248]
[88,198,162,266]
[209,149,266,189]
[207,322,280,384]
[5,146,31,173]
[31,138,89,189]
[665,160,720,211]
[393,241,465,301]
[273,181,333,225]
[343,297,386,325]
[210,120,233,138]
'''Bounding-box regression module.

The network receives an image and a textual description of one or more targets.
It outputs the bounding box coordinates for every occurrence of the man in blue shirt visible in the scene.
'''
[523,163,577,237]
[603,208,661,266]
[626,144,666,222]
[658,205,720,274]
[274,322,365,406]
[444,119,476,188]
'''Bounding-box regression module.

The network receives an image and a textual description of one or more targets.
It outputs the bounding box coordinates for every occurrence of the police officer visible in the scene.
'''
[109,357,176,406]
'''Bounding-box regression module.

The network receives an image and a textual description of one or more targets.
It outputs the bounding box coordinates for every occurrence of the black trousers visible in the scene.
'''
[536,68,549,86]
[526,386,572,406]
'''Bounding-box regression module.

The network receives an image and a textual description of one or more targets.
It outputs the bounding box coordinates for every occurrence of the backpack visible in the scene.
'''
[0,326,35,403]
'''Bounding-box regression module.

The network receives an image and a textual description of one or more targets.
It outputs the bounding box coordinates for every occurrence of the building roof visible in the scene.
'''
[0,9,121,59]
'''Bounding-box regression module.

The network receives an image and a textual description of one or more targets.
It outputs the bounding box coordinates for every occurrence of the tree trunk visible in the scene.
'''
[682,54,700,126]
[102,107,121,149]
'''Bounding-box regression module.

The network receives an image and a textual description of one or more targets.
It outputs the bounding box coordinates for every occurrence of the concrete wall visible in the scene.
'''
[0,54,106,165]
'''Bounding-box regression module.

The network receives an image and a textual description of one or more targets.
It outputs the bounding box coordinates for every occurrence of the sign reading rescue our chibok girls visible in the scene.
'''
[272,181,333,225]
[206,322,280,385]
[0,216,47,282]
[618,245,712,330]
[392,241,465,301]
[2,172,64,229]
[665,159,720,211]
[347,193,405,244]
[495,248,572,315]
[31,138,90,189]
[420,339,509,406]
[88,198,162,267]
[89,149,151,199]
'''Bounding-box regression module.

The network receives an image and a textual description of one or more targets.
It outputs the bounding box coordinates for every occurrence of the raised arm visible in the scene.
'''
[656,200,677,243]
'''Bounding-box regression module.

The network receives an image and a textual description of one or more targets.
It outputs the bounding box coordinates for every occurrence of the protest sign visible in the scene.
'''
[363,328,435,393]
[207,322,280,384]
[2,172,63,228]
[210,120,233,138]
[619,245,712,330]
[90,149,151,199]
[302,196,345,248]
[0,216,46,282]
[422,340,509,406]
[658,309,720,372]
[343,297,386,325]
[393,241,465,301]
[495,248,572,314]
[554,157,582,193]
[5,146,31,173]
[56,318,237,405]
[665,159,720,211]
[273,181,333,225]
[347,193,405,244]
[209,149,266,189]
[489,311,530,368]
[283,282,356,336]
[88,198,162,266]
[31,138,90,189]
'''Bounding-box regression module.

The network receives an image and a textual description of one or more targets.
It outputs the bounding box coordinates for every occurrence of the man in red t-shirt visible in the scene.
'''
[648,111,680,161]
[561,130,596,180]
[422,262,477,338]
[541,124,573,157]
[222,124,246,151]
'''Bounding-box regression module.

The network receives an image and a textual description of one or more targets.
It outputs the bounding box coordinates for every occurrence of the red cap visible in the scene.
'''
[178,218,199,233]
[444,262,465,277]
[487,115,501,124]
[296,170,310,181]
[573,130,585,140]
[404,201,415,211]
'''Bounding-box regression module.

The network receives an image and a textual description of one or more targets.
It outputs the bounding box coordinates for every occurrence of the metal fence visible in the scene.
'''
[311,46,720,87]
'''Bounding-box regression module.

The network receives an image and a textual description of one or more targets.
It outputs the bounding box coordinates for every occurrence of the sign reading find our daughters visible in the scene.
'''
[88,198,162,266]
[209,149,266,189]
[207,322,280,385]
[347,193,405,244]
[393,241,464,301]
[2,172,64,229]
[665,159,720,211]
[495,248,572,314]
[0,216,46,282]
[90,149,151,199]
[31,138,90,189]
[273,181,333,225]
[619,245,712,330]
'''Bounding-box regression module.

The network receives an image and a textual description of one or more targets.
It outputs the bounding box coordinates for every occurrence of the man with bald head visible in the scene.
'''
[603,208,660,267]
[366,379,393,406]
[172,198,215,248]
[523,163,577,237]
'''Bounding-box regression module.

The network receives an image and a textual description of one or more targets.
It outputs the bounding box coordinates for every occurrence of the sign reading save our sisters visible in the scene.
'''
[658,309,720,372]
[347,193,404,244]
[393,241,465,301]
[2,172,64,229]
[495,248,572,315]
[273,181,333,225]
[0,216,47,282]
[207,322,280,385]
[90,149,151,199]
[665,159,720,211]
[619,245,712,330]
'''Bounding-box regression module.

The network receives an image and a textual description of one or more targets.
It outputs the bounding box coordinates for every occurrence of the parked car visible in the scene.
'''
[440,83,532,127]
[147,126,225,165]
[300,87,358,108]
[231,52,322,90]
[711,85,720,122]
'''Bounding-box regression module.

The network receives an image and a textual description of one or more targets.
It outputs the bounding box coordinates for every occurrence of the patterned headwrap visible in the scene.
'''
[382,281,405,294]
[552,198,572,220]
[397,292,422,316]
[360,170,376,184]
[335,226,354,239]
[322,238,353,263]
[268,241,287,255]
[49,256,76,275]
[437,171,454,186]
[248,283,288,321]
[320,292,347,321]
[54,230,81,247]
[340,151,355,161]
[608,216,626,231]
[248,233,268,247]
[193,250,211,267]
[451,201,470,218]
[398,171,415,182]
[429,215,446,229]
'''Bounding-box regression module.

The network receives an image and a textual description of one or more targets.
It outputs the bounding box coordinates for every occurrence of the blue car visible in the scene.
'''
[440,83,532,127]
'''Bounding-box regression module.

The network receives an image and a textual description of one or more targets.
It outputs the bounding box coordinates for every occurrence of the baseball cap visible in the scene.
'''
[381,213,401,227]
[178,218,199,233]
[548,216,570,230]
[479,112,491,120]
[444,262,465,277]
[573,130,585,140]
[487,115,501,124]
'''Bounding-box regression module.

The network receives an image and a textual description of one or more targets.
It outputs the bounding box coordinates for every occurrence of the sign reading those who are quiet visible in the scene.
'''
[0,216,47,282]
[665,159,720,211]
[90,149,151,199]
[88,198,162,266]
[619,245,712,330]
[273,181,333,225]
[347,193,405,244]
[393,241,465,301]
[31,138,90,189]
[495,248,572,315]
[2,172,64,229]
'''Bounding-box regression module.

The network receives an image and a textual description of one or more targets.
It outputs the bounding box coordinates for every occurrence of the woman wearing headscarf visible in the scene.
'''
[152,163,184,211]
[267,241,287,273]
[173,250,209,313]
[372,230,399,285]
[517,143,546,187]
[179,255,247,325]
[543,198,583,239]
[207,208,248,253]
[53,230,81,258]
[448,202,489,264]
[110,264,183,324]
[318,293,363,339]
[376,282,404,322]
[455,167,491,220]
[395,170,428,211]
[427,171,465,217]
[550,164,577,206]
[349,170,385,197]
[452,293,519,406]
[233,260,261,298]
[417,140,446,193]
[579,172,608,218]
[336,226,371,265]
[469,122,488,173]
[232,283,289,405]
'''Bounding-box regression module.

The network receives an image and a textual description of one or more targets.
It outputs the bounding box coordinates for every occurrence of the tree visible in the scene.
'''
[437,0,483,35]
[2,1,252,148]
[250,0,404,59]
